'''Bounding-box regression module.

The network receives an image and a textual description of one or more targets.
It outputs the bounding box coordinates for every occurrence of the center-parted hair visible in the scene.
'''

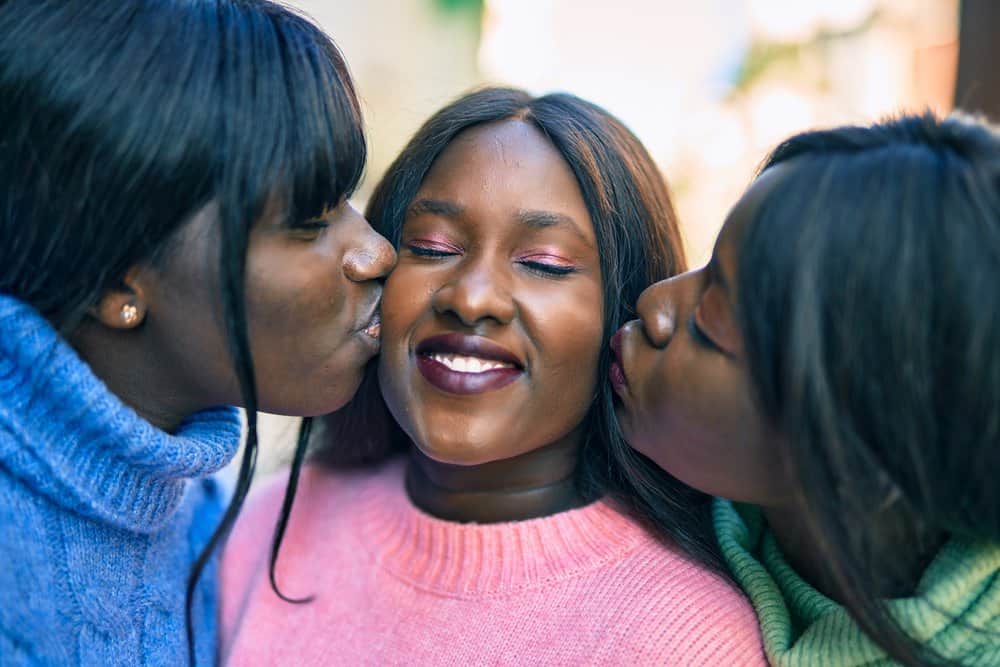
[739,113,1000,666]
[1,0,366,661]
[306,87,729,578]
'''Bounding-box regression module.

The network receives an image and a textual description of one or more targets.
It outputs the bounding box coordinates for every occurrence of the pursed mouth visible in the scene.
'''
[608,326,631,395]
[362,311,381,339]
[355,292,382,340]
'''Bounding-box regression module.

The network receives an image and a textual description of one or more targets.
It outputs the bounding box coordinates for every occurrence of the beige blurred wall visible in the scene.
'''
[287,0,484,203]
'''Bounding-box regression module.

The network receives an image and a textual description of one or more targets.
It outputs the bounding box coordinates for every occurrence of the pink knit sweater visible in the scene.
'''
[221,459,766,666]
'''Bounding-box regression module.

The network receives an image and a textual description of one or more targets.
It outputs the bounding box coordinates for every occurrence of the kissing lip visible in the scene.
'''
[354,293,383,335]
[608,325,633,397]
[353,295,383,353]
[415,333,524,395]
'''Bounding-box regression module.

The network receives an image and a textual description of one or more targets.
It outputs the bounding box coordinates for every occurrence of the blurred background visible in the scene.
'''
[245,0,996,475]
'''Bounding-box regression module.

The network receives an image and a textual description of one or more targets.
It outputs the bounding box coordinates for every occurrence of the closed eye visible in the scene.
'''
[518,259,577,277]
[286,220,329,241]
[687,313,722,352]
[408,245,456,258]
[405,239,463,258]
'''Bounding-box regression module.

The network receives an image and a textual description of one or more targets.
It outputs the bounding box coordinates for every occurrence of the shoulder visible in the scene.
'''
[219,460,399,652]
[592,506,768,664]
[222,461,365,569]
[220,460,400,589]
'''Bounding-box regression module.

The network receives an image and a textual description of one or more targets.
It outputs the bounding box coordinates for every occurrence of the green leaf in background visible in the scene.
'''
[433,0,483,16]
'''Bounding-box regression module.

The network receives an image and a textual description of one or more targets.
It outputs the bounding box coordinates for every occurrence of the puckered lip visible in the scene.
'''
[609,322,639,398]
[353,292,383,335]
[415,333,524,369]
[609,328,624,360]
[609,328,625,393]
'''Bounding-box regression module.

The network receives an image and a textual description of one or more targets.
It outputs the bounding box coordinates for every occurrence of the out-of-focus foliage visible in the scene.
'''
[433,0,483,17]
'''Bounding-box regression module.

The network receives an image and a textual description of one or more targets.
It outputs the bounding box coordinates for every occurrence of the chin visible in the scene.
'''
[317,379,365,416]
[622,427,661,463]
[265,378,362,418]
[413,436,507,466]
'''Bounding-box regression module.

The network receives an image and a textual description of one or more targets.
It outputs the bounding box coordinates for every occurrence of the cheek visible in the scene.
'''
[244,248,348,332]
[658,361,745,445]
[380,266,433,346]
[378,266,433,402]
[636,352,783,502]
[142,241,227,353]
[524,281,605,400]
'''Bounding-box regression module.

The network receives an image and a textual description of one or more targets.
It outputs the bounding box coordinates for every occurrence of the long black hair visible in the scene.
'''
[305,87,729,576]
[0,0,366,662]
[739,113,1000,666]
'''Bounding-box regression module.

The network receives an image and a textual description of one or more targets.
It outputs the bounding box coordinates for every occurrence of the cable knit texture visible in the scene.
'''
[221,459,767,666]
[714,498,1000,667]
[0,294,241,666]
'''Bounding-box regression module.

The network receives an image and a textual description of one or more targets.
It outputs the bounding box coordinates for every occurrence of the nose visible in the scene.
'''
[431,256,516,327]
[343,208,397,283]
[635,268,704,347]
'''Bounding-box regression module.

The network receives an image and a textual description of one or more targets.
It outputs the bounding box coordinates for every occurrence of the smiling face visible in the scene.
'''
[378,120,605,465]
[612,165,794,506]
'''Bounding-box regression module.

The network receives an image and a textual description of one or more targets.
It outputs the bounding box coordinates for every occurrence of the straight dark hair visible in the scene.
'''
[739,113,1000,666]
[0,0,366,662]
[298,87,728,578]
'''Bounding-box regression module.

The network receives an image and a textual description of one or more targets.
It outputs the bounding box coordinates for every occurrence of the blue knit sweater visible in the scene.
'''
[0,295,241,666]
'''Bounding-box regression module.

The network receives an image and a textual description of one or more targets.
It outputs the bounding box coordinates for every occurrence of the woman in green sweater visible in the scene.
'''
[610,113,999,666]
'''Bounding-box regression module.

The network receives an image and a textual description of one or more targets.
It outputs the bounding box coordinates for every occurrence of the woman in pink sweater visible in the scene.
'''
[221,88,766,665]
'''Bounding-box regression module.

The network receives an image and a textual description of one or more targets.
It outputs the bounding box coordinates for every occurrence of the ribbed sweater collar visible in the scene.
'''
[0,294,241,533]
[714,497,1000,667]
[351,459,652,598]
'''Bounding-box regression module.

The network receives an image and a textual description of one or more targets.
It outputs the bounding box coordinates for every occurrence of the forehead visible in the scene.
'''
[715,162,797,275]
[411,120,596,243]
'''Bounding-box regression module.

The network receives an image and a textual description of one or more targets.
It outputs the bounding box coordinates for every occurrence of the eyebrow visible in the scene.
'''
[517,209,593,246]
[407,198,463,219]
[708,250,732,295]
[407,200,594,247]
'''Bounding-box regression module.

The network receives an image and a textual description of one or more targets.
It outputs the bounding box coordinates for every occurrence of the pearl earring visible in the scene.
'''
[121,303,139,325]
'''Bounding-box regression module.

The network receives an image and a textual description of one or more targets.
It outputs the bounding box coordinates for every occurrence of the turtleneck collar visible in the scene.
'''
[0,294,241,533]
[714,498,1000,667]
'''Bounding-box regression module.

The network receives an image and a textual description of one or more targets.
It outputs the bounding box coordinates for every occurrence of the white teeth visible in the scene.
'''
[429,353,514,373]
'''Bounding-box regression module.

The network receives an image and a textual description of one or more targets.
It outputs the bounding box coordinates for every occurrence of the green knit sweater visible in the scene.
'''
[713,498,1000,666]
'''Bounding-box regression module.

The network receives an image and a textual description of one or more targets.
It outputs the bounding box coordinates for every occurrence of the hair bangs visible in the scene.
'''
[206,3,366,228]
[273,12,366,223]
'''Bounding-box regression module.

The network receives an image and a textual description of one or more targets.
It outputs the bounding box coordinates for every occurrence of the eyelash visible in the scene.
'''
[687,313,721,352]
[407,244,458,258]
[407,244,577,277]
[287,220,329,238]
[518,260,576,277]
[291,221,330,230]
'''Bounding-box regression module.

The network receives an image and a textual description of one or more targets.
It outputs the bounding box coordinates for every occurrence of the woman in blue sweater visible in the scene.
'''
[0,1,394,664]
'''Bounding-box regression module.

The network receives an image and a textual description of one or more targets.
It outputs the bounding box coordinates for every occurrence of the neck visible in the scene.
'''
[762,504,844,600]
[405,436,589,523]
[763,501,945,604]
[71,322,205,433]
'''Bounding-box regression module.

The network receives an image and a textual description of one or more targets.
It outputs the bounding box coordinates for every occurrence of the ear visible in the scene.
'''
[90,266,149,330]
